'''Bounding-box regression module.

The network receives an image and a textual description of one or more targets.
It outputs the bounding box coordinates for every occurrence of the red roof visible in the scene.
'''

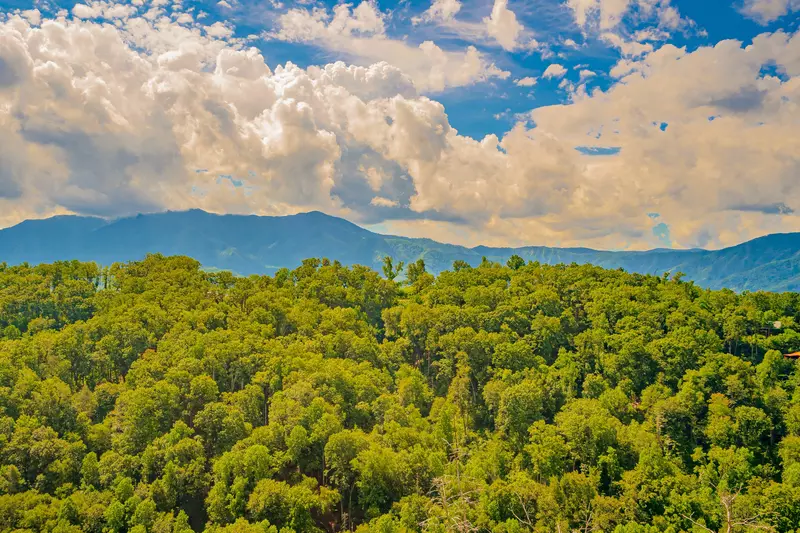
[784,352,800,358]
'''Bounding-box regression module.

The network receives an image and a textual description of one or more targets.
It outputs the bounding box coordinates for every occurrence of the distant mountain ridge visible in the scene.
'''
[1,209,798,292]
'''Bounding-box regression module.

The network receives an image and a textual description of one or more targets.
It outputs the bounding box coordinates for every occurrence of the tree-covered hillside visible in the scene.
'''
[2,210,800,292]
[2,255,800,532]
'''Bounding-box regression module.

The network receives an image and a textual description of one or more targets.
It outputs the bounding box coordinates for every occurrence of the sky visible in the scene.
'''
[0,0,798,250]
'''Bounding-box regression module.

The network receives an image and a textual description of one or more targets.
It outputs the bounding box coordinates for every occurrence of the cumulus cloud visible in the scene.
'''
[739,0,800,24]
[206,21,234,39]
[484,0,523,51]
[20,9,41,25]
[414,0,537,52]
[515,76,537,86]
[563,0,689,64]
[0,2,798,250]
[543,64,568,79]
[72,1,137,20]
[519,31,800,247]
[0,6,489,228]
[270,1,509,92]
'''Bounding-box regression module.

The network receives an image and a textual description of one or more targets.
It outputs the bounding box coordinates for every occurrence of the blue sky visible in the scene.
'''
[0,0,798,250]
[104,0,797,139]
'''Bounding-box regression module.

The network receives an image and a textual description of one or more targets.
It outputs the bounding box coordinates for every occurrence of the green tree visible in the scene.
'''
[405,259,426,285]
[506,255,526,270]
[382,257,405,282]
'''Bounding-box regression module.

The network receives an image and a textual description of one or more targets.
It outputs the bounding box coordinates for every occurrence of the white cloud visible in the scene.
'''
[0,5,798,251]
[633,28,670,42]
[739,0,800,24]
[271,1,509,92]
[484,0,523,51]
[370,196,399,207]
[71,3,100,18]
[414,0,536,52]
[517,31,800,248]
[21,9,41,25]
[657,4,681,29]
[602,32,653,57]
[414,0,462,23]
[515,76,537,86]
[0,10,495,229]
[579,69,596,80]
[274,2,386,41]
[174,11,193,24]
[206,21,233,39]
[543,64,567,79]
[72,1,137,20]
[567,0,630,29]
[565,0,688,39]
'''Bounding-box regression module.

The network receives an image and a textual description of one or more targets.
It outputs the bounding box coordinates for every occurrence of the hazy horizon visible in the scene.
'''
[3,207,791,253]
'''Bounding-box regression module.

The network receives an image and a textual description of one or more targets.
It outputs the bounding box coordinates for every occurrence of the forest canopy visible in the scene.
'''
[1,254,800,532]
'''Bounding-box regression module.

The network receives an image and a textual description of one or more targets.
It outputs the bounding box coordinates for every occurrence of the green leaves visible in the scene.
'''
[0,255,798,532]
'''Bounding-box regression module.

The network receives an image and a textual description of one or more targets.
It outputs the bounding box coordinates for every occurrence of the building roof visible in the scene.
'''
[784,352,800,358]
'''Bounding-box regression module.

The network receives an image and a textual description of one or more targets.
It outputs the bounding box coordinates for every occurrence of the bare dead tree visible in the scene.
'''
[508,491,535,530]
[681,486,776,533]
[423,475,481,533]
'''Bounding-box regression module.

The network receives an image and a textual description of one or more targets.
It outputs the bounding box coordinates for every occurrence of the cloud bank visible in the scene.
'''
[269,1,509,92]
[0,0,798,250]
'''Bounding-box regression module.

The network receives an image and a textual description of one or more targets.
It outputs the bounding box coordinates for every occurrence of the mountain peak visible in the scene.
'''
[0,211,797,292]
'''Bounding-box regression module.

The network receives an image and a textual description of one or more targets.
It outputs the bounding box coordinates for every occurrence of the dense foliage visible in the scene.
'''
[2,254,800,533]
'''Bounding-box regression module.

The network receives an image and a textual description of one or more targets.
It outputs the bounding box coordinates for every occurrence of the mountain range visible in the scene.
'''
[1,209,798,292]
